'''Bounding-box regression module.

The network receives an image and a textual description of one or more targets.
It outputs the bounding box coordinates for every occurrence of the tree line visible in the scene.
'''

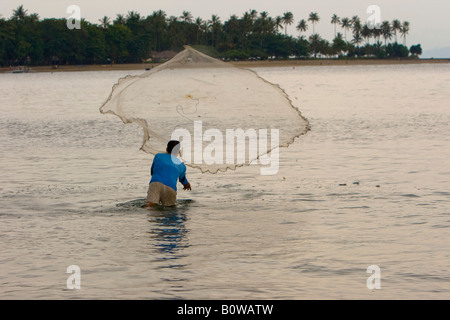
[0,5,423,67]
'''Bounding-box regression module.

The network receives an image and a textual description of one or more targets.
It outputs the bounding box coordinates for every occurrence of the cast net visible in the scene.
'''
[100,46,309,173]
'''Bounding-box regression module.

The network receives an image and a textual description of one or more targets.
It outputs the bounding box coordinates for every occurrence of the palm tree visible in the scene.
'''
[98,16,110,29]
[351,15,362,39]
[254,11,271,48]
[209,14,221,28]
[341,17,351,41]
[249,9,258,22]
[241,11,253,46]
[351,16,361,27]
[400,21,410,46]
[335,32,344,40]
[332,32,347,56]
[224,14,240,45]
[281,11,294,35]
[208,14,221,47]
[331,14,340,38]
[392,19,401,43]
[195,17,204,43]
[361,24,372,45]
[260,11,268,20]
[200,20,209,44]
[352,32,363,47]
[168,16,178,24]
[126,10,141,25]
[274,16,283,34]
[12,5,28,21]
[309,33,328,58]
[258,11,271,34]
[265,16,275,35]
[181,11,193,23]
[151,10,167,51]
[243,8,258,35]
[114,14,125,25]
[28,13,39,23]
[296,19,308,37]
[381,21,392,47]
[308,12,320,34]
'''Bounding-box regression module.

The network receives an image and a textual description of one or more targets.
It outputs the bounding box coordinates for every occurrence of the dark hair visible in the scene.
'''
[166,140,180,154]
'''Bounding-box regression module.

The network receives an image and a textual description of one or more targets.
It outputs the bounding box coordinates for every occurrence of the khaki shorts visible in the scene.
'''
[146,182,177,206]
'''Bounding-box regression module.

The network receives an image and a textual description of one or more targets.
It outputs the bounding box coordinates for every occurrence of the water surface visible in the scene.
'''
[0,64,449,299]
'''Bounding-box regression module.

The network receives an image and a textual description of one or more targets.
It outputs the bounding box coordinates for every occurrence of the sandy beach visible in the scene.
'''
[2,58,448,73]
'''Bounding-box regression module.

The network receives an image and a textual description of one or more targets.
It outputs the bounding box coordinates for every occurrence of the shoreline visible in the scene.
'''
[231,58,450,68]
[1,58,449,73]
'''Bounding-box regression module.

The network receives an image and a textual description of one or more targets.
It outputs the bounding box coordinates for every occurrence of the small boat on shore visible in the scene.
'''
[11,66,31,73]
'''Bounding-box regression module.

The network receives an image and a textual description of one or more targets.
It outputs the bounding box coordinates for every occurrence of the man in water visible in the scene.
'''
[144,140,191,207]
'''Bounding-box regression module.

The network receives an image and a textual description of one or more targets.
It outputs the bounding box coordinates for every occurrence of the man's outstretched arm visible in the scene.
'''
[179,174,191,190]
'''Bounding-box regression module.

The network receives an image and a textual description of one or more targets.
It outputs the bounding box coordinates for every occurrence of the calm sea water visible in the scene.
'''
[0,64,449,299]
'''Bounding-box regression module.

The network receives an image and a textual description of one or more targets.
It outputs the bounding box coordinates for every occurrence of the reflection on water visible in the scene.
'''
[146,201,191,269]
[114,198,192,270]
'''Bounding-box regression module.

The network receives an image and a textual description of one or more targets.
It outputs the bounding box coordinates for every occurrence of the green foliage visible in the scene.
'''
[410,44,422,56]
[0,6,420,67]
[191,45,220,58]
[332,36,348,56]
[386,43,410,58]
[106,24,132,63]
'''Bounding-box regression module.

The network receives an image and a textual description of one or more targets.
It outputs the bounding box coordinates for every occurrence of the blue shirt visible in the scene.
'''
[150,153,188,191]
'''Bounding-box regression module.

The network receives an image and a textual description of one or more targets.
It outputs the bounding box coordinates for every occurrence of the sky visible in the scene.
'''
[1,0,449,54]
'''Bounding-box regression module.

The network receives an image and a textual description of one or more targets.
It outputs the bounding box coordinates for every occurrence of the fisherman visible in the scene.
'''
[144,140,191,207]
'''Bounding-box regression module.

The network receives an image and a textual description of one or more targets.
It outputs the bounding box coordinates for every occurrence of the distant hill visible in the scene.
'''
[422,46,450,59]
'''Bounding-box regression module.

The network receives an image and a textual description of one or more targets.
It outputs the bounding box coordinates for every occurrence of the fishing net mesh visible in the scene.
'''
[100,46,309,173]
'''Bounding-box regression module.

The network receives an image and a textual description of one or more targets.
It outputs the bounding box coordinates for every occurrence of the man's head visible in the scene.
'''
[166,140,181,156]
